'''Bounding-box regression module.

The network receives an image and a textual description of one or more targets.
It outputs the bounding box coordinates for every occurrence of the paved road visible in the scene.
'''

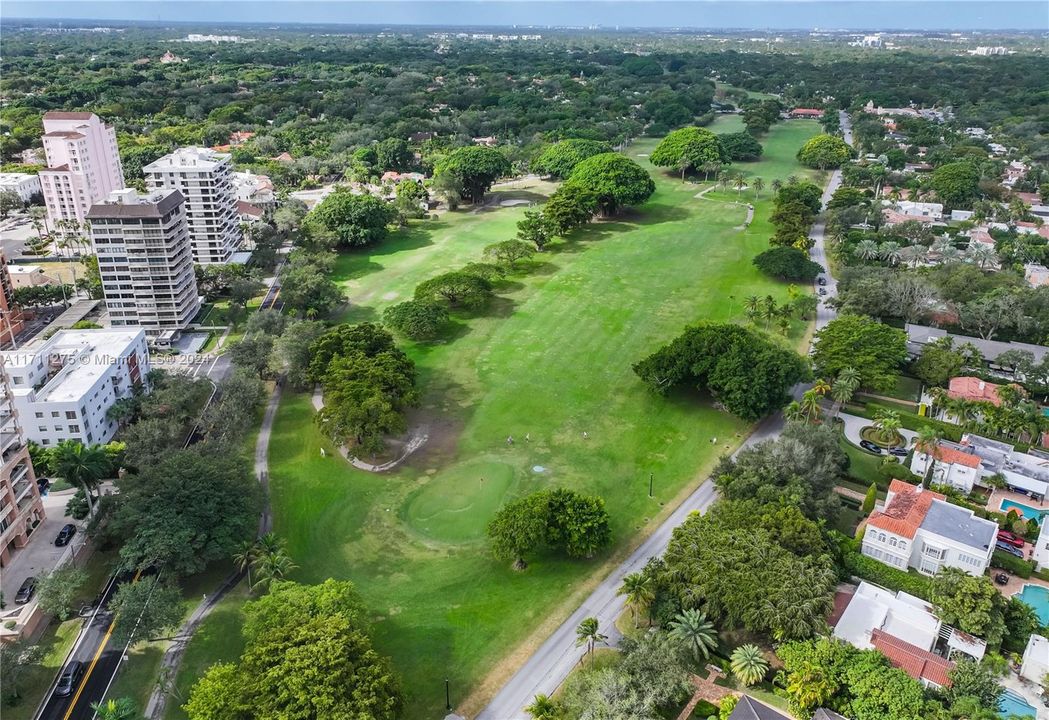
[36,571,136,720]
[475,113,855,720]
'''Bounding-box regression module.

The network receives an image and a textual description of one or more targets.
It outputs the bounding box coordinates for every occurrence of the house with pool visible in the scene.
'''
[862,480,997,576]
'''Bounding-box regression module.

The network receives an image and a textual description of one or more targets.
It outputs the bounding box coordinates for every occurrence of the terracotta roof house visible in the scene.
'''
[229,131,255,145]
[861,480,996,575]
[790,108,824,118]
[870,629,955,687]
[236,200,264,221]
[910,441,982,494]
[948,376,1008,406]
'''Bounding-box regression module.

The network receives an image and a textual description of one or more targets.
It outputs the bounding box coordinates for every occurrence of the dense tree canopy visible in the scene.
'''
[796,133,853,169]
[564,153,655,216]
[309,190,396,248]
[649,126,728,178]
[752,246,823,281]
[531,138,612,179]
[717,131,764,161]
[931,161,982,208]
[488,488,612,569]
[811,315,908,392]
[433,146,511,204]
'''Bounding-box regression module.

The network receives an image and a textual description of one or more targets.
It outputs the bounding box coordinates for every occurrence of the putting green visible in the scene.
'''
[402,458,520,542]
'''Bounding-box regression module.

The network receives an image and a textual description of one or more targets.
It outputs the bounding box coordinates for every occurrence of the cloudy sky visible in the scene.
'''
[4,1,1046,30]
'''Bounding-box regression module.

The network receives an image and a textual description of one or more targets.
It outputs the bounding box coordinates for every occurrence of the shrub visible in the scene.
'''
[833,533,934,600]
[752,247,824,281]
[990,550,1034,578]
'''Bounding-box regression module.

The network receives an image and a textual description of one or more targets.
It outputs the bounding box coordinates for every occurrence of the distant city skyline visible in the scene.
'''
[4,1,1047,31]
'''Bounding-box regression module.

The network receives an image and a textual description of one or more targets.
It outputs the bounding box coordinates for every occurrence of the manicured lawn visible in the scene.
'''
[195,118,823,717]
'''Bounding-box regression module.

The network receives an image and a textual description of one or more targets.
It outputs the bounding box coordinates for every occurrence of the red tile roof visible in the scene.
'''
[931,444,982,469]
[43,131,85,139]
[948,376,1005,406]
[236,200,263,218]
[791,108,825,117]
[866,480,944,539]
[43,111,95,120]
[871,629,955,686]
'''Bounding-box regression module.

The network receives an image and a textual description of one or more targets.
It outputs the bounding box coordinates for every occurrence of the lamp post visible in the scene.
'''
[648,473,654,498]
[445,678,451,711]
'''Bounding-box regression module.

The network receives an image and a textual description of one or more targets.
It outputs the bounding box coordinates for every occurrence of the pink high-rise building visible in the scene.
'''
[39,111,124,225]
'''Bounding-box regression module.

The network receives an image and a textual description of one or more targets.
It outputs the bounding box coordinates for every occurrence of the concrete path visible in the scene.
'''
[838,410,916,450]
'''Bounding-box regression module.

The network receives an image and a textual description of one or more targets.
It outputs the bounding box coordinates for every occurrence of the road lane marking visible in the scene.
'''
[61,570,142,720]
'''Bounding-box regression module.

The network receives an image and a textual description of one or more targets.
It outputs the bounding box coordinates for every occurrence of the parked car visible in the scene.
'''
[997,530,1025,548]
[55,523,77,547]
[888,446,909,458]
[818,288,828,296]
[818,277,827,286]
[54,661,84,697]
[859,440,884,454]
[994,572,1010,585]
[995,541,1025,558]
[14,576,37,604]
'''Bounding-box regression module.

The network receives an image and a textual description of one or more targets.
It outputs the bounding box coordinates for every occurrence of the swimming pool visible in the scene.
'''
[1000,499,1049,525]
[999,689,1037,719]
[1015,584,1049,626]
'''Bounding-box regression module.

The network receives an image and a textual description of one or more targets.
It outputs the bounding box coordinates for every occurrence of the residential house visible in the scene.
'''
[231,171,275,208]
[472,136,498,147]
[236,200,264,223]
[229,131,255,146]
[409,131,437,143]
[905,324,1049,378]
[1025,264,1049,288]
[910,442,982,494]
[896,200,944,220]
[789,108,824,119]
[950,209,974,222]
[957,434,1049,502]
[1020,635,1048,685]
[8,265,50,289]
[862,479,997,576]
[0,173,42,203]
[727,696,791,720]
[1033,526,1049,571]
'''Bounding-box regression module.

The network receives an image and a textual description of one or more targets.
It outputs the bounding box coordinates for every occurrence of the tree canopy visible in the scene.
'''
[487,488,612,569]
[308,190,396,248]
[564,153,655,216]
[796,134,853,169]
[811,315,908,392]
[931,161,982,208]
[718,131,764,161]
[531,139,612,179]
[649,126,728,177]
[752,246,824,281]
[433,146,511,204]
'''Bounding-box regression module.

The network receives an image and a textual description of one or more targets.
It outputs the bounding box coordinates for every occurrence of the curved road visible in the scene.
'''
[475,111,851,720]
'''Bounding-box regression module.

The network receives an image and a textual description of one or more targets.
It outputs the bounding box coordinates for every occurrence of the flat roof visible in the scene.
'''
[143,147,231,172]
[920,500,996,552]
[86,189,184,219]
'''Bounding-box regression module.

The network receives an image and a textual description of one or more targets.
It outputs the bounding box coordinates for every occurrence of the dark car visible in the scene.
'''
[55,523,77,547]
[994,572,1010,585]
[54,660,84,697]
[996,541,1025,558]
[818,277,827,286]
[14,576,37,604]
[818,288,828,296]
[888,446,909,458]
[997,530,1025,548]
[859,440,883,454]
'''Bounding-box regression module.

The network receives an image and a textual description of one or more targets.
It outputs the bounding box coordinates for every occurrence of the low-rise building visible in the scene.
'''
[0,173,41,203]
[8,265,50,289]
[910,442,982,494]
[905,324,1049,378]
[947,376,1009,406]
[862,480,997,576]
[231,171,275,208]
[1025,264,1049,288]
[789,108,824,118]
[958,434,1049,502]
[1020,634,1048,684]
[0,329,149,447]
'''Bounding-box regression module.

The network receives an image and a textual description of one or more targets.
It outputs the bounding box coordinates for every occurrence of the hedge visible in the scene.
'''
[991,550,1035,578]
[862,402,964,442]
[832,533,935,601]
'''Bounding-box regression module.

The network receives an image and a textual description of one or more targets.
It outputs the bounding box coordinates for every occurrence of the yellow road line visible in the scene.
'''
[61,569,142,720]
[268,286,281,309]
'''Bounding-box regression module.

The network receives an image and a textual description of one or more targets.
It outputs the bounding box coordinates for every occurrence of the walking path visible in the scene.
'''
[475,113,854,720]
[310,386,428,472]
[144,380,283,720]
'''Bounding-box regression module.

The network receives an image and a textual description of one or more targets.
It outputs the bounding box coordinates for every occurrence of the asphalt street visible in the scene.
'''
[475,112,851,720]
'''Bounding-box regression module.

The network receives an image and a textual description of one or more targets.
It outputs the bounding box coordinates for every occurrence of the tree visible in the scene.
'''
[0,189,23,218]
[574,617,607,664]
[90,698,140,720]
[796,134,853,169]
[649,127,728,179]
[531,139,611,179]
[811,315,908,392]
[931,567,1006,647]
[382,299,449,340]
[668,609,717,663]
[563,153,655,216]
[912,337,975,388]
[279,253,345,318]
[634,322,811,421]
[414,271,493,310]
[487,493,548,570]
[35,565,88,620]
[183,580,402,720]
[229,333,275,379]
[617,572,654,628]
[484,239,535,267]
[525,694,560,720]
[861,483,877,514]
[945,659,1003,710]
[0,638,43,705]
[271,319,327,389]
[730,644,769,686]
[433,146,511,204]
[249,533,299,592]
[931,161,981,208]
[376,137,411,171]
[52,441,112,518]
[752,247,823,281]
[516,210,556,252]
[542,183,598,235]
[959,289,1027,341]
[718,132,764,161]
[110,575,185,645]
[112,449,262,576]
[487,488,611,569]
[308,191,396,248]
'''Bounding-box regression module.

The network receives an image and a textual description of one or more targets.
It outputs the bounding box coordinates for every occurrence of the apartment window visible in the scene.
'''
[54,425,62,431]
[38,426,46,432]
[51,411,59,418]
[65,411,77,420]
[899,541,907,551]
[68,425,80,433]
[34,412,43,419]
[41,439,49,446]
[889,537,898,547]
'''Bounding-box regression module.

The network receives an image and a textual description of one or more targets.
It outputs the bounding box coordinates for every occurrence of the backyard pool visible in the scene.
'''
[999,689,1037,719]
[1015,584,1049,626]
[1000,499,1049,525]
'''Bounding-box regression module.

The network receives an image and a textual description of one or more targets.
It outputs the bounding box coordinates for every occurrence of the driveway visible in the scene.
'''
[838,411,917,450]
[0,490,81,604]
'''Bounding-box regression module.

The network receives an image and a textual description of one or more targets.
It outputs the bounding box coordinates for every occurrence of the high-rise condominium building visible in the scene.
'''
[0,252,25,349]
[0,364,43,567]
[87,189,201,343]
[39,111,124,226]
[143,147,242,264]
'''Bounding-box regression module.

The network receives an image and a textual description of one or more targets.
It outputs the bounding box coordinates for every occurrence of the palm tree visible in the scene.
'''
[770,178,783,195]
[966,241,996,269]
[29,206,48,244]
[761,295,777,330]
[52,441,110,518]
[730,644,769,686]
[786,174,799,185]
[617,572,654,629]
[878,241,902,266]
[232,538,258,588]
[743,295,761,321]
[734,174,747,197]
[784,401,805,423]
[854,239,880,262]
[898,245,928,268]
[525,694,559,720]
[777,315,791,336]
[812,378,831,397]
[252,546,298,592]
[89,698,138,720]
[830,383,854,418]
[751,177,765,198]
[668,608,717,664]
[574,617,606,665]
[800,389,822,422]
[873,409,902,444]
[912,425,943,480]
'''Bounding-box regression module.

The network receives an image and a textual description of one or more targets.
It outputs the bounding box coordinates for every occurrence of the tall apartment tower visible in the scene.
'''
[0,363,43,567]
[143,147,241,264]
[39,112,125,226]
[0,252,25,349]
[87,189,201,343]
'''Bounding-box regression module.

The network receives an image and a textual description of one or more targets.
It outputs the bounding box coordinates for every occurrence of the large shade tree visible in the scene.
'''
[433,146,511,204]
[563,153,655,216]
[649,126,728,179]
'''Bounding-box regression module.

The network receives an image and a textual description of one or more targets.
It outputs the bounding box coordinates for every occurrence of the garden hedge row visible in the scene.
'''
[832,533,935,601]
[990,550,1035,578]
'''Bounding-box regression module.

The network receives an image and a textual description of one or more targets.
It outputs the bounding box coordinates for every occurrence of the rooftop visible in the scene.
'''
[930,443,982,469]
[906,323,1049,365]
[833,581,940,652]
[727,696,792,720]
[920,499,997,553]
[866,479,944,539]
[948,376,1007,406]
[143,147,231,172]
[870,629,955,686]
[42,111,96,120]
[86,188,184,220]
[43,130,86,140]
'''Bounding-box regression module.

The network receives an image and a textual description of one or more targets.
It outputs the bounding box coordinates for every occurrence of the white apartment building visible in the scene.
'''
[862,480,997,576]
[38,112,124,225]
[87,189,201,340]
[0,173,42,203]
[143,147,241,264]
[0,329,149,447]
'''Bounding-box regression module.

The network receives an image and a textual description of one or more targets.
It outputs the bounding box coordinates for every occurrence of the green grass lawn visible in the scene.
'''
[180,118,823,717]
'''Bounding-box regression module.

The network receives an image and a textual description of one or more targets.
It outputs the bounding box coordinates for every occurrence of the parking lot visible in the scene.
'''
[0,489,85,606]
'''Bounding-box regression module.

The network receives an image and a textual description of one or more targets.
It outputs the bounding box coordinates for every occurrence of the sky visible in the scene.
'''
[3,1,1047,31]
